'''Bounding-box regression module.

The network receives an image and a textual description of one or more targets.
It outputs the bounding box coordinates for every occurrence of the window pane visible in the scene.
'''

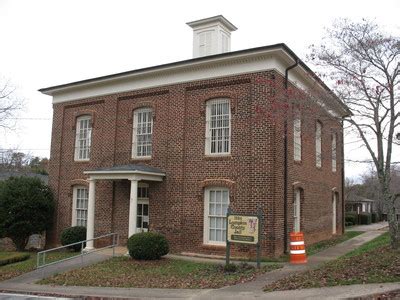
[133,108,153,157]
[75,117,92,160]
[206,99,230,154]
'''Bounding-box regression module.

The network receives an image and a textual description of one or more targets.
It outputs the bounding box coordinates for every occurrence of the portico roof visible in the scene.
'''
[84,164,165,181]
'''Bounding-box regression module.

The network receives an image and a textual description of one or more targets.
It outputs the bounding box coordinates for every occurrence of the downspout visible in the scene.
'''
[283,59,299,253]
[341,120,345,234]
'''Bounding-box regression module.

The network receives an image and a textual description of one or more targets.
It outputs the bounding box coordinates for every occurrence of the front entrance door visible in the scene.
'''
[136,183,149,233]
[137,201,149,233]
[332,193,337,234]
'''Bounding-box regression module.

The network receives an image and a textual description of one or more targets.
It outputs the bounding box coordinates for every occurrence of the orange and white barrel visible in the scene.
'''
[289,232,307,264]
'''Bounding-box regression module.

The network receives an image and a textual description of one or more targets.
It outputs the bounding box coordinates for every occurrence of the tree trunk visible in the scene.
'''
[388,194,400,249]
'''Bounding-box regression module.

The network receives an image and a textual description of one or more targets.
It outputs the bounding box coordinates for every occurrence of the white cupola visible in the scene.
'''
[186,15,237,58]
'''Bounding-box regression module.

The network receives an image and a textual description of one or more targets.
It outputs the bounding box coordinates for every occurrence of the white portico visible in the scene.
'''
[83,164,165,250]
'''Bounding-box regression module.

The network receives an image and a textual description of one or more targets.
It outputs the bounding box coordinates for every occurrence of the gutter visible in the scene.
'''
[283,58,299,253]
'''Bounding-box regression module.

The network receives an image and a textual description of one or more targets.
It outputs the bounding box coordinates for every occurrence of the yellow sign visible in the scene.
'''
[227,215,259,244]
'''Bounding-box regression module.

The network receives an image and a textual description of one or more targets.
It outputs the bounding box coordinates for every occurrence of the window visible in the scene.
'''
[74,115,92,161]
[204,187,229,245]
[205,99,231,155]
[294,117,302,161]
[199,30,212,57]
[72,186,88,227]
[316,121,322,167]
[132,108,153,158]
[332,133,337,172]
[293,189,301,232]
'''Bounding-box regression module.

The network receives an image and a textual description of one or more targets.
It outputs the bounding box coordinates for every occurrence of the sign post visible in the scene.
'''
[225,206,263,268]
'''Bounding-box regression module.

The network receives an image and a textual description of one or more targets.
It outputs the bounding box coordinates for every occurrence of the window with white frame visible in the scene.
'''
[316,121,322,167]
[72,186,88,227]
[293,189,301,232]
[74,115,92,161]
[132,108,153,158]
[294,117,302,161]
[204,187,229,245]
[332,133,337,172]
[205,99,231,155]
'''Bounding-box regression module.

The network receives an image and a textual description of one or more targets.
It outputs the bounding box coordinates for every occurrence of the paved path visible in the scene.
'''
[348,221,388,232]
[0,227,395,299]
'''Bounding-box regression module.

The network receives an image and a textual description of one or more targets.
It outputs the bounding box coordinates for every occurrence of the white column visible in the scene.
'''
[84,179,96,251]
[128,179,139,238]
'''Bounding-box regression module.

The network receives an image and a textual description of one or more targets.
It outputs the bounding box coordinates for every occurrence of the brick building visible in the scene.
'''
[40,16,350,257]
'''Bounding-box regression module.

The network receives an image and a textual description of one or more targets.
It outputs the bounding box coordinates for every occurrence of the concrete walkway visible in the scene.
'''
[347,221,388,232]
[0,227,396,299]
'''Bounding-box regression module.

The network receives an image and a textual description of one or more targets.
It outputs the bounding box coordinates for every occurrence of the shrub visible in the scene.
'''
[60,226,87,251]
[359,213,372,225]
[0,176,54,251]
[127,232,169,260]
[371,213,378,223]
[224,263,238,273]
[0,253,30,266]
[345,212,357,226]
[345,221,353,227]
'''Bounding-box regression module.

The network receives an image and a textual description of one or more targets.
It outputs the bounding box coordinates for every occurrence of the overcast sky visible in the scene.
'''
[0,0,399,180]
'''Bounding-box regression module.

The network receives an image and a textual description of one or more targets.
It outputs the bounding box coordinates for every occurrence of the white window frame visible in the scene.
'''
[132,108,153,159]
[293,189,301,232]
[205,98,231,156]
[71,186,89,227]
[74,115,92,161]
[332,133,337,172]
[203,187,229,246]
[316,121,322,168]
[294,117,302,161]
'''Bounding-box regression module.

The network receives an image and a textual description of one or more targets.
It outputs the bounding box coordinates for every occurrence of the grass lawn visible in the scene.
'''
[306,231,363,256]
[0,251,76,282]
[265,232,399,291]
[249,231,363,263]
[39,257,281,289]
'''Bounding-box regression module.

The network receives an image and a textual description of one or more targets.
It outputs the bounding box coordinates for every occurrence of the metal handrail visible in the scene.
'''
[36,232,119,269]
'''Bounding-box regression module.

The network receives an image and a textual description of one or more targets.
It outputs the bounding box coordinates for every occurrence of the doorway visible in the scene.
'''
[136,183,149,233]
[332,193,337,234]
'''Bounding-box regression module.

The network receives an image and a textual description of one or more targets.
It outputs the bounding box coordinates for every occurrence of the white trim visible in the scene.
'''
[86,173,163,182]
[83,169,164,176]
[41,47,348,118]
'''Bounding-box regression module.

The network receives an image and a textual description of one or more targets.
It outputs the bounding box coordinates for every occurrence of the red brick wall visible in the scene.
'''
[47,70,344,258]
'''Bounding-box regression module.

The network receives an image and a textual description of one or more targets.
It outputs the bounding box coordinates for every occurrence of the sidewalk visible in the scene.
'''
[0,229,395,299]
[347,221,388,232]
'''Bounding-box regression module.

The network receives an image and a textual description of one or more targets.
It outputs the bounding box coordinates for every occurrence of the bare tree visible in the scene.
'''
[309,19,400,248]
[0,77,23,129]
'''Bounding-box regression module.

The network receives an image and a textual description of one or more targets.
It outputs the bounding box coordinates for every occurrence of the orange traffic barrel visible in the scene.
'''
[290,232,307,264]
